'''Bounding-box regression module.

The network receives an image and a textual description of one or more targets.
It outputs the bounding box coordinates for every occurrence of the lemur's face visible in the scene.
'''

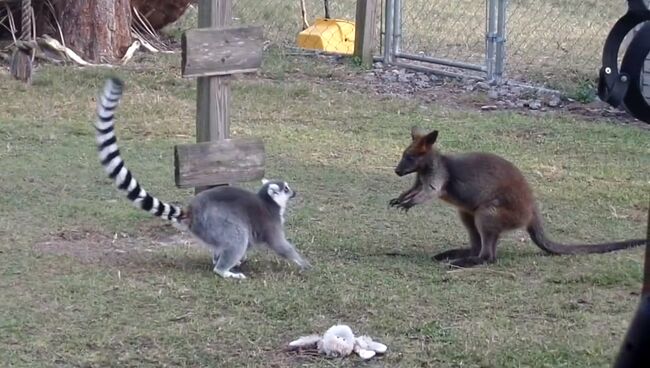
[261,179,296,208]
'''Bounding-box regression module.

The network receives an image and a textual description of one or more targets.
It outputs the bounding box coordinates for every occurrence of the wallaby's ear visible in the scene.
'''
[411,126,426,140]
[261,178,269,185]
[424,130,438,146]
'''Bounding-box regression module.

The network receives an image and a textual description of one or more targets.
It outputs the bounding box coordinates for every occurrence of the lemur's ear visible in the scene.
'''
[267,183,280,195]
[261,178,269,185]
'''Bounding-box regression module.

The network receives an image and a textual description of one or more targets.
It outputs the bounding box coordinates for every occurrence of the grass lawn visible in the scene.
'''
[0,51,648,367]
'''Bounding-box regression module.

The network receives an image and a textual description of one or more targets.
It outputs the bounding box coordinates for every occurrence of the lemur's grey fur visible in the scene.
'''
[93,78,311,279]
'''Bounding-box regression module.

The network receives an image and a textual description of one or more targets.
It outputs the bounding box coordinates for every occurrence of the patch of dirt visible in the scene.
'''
[33,226,200,267]
[32,224,310,278]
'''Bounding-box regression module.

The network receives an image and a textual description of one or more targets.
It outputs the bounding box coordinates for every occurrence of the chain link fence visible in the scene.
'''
[505,0,628,90]
[174,0,649,97]
[390,0,650,94]
[396,0,487,77]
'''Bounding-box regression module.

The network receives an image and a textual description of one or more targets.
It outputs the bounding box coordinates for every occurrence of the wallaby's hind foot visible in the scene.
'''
[434,211,484,262]
[449,256,494,268]
[432,248,473,261]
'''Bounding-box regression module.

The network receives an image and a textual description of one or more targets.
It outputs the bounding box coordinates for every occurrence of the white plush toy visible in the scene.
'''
[288,324,387,360]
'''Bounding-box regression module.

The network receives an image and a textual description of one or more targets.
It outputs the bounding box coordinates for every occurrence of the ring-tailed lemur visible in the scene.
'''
[93,78,311,279]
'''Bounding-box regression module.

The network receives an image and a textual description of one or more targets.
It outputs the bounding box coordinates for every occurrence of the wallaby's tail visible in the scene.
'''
[527,206,645,255]
[94,78,185,223]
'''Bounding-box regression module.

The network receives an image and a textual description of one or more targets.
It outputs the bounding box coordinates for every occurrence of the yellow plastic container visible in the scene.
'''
[296,18,356,55]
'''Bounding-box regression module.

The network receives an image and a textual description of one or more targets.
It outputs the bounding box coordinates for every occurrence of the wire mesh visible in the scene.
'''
[232,0,358,54]
[397,0,487,68]
[505,0,628,88]
[390,0,650,92]
[185,0,649,94]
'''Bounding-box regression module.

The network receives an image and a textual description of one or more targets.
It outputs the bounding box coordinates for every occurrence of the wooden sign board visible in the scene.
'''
[181,26,264,78]
[174,138,265,188]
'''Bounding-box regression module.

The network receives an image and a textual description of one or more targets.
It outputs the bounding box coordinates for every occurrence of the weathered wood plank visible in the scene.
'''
[174,138,265,188]
[181,26,264,78]
[354,0,379,67]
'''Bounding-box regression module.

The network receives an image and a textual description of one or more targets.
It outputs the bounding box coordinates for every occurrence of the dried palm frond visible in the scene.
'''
[131,6,174,53]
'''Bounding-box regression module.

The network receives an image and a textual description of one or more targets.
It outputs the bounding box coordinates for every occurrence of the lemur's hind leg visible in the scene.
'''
[211,229,249,279]
[213,244,248,279]
[213,252,247,267]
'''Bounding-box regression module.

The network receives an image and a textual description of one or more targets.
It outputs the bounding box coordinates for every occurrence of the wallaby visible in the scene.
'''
[93,78,311,279]
[389,127,646,268]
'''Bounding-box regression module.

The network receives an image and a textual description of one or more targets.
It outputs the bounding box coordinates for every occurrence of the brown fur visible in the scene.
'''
[389,127,646,268]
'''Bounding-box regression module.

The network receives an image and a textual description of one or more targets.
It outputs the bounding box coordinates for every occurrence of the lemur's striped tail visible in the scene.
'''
[94,78,184,223]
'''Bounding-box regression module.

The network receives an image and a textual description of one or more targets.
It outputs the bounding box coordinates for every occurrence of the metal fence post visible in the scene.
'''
[485,0,498,82]
[383,0,395,64]
[493,0,507,82]
[393,0,402,56]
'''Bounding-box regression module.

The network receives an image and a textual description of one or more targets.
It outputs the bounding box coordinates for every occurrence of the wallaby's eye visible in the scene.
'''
[404,155,414,163]
[284,187,290,193]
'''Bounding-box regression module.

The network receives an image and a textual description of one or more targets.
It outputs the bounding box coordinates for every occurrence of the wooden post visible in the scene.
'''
[10,0,34,84]
[354,0,379,67]
[196,0,232,193]
[176,0,265,193]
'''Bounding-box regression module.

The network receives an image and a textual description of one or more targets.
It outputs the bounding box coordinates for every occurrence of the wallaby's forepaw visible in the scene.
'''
[389,188,421,209]
[388,196,414,212]
[390,199,415,213]
[388,197,401,207]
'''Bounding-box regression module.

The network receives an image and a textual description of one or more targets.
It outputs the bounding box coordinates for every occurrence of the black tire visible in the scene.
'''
[620,22,650,124]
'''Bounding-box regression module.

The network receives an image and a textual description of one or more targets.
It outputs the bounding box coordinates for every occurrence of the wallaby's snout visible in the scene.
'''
[394,155,416,177]
[394,166,407,176]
